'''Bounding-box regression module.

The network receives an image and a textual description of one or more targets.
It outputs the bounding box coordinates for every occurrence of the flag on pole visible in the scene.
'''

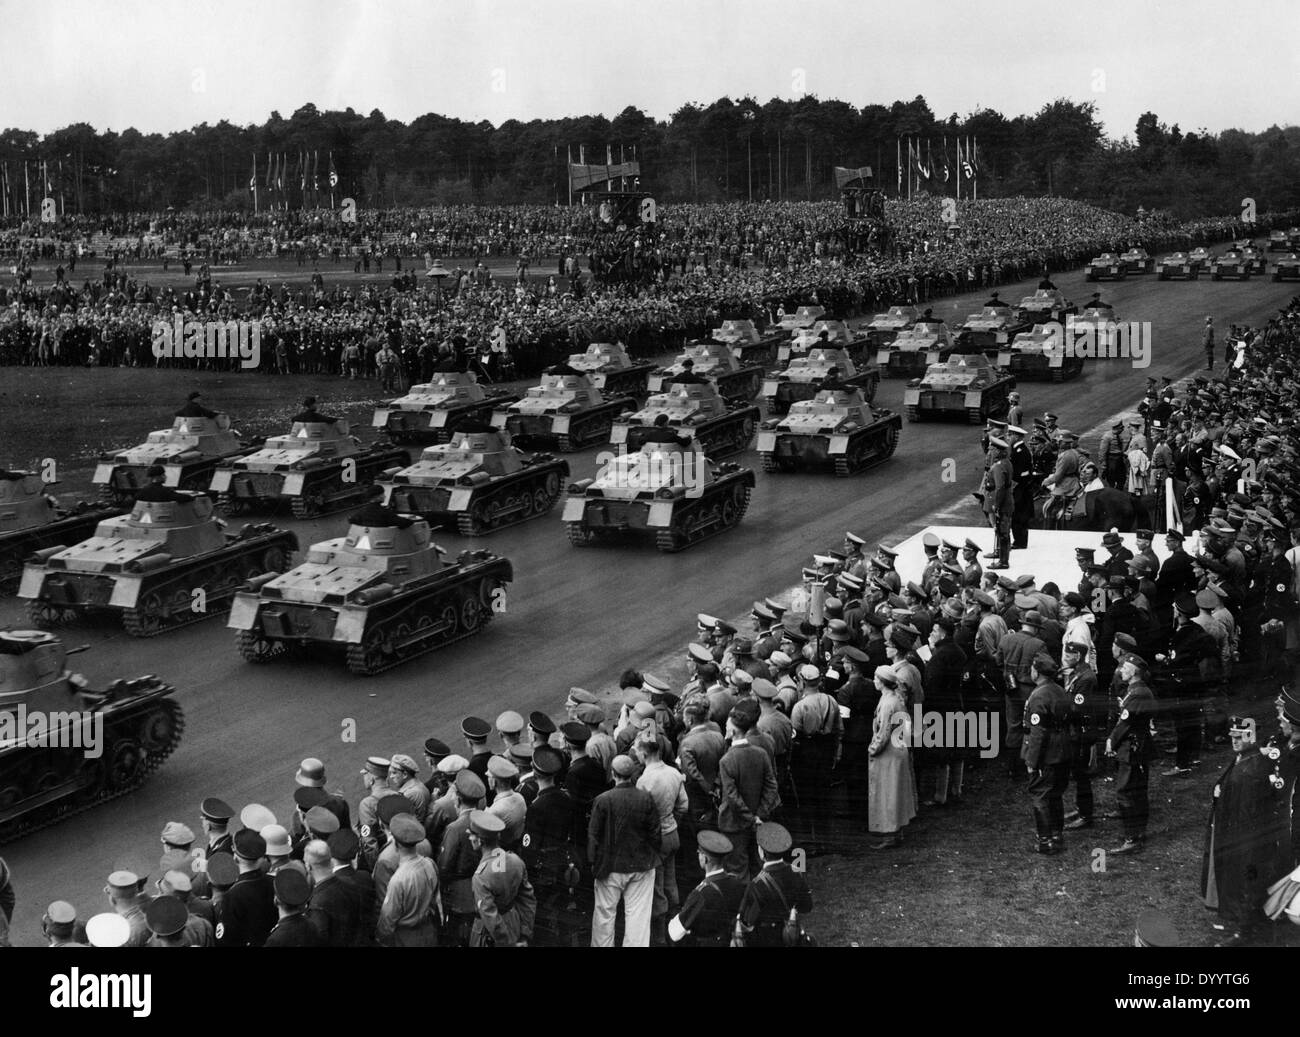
[942,137,950,183]
[961,136,974,180]
[328,152,339,189]
[896,138,902,193]
[249,152,257,193]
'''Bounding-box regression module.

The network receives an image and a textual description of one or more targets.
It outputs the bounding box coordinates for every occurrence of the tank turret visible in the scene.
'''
[492,372,636,452]
[877,319,956,377]
[370,371,519,444]
[565,343,655,396]
[0,470,125,588]
[646,342,765,405]
[612,381,758,458]
[708,320,784,366]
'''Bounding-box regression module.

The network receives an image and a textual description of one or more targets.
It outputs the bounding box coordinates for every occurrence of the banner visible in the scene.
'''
[568,161,639,192]
[834,166,873,190]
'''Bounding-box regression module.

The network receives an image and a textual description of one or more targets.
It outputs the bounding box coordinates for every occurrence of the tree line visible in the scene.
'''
[0,96,1296,218]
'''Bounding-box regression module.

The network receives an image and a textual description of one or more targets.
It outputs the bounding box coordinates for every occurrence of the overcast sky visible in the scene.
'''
[1,0,1295,139]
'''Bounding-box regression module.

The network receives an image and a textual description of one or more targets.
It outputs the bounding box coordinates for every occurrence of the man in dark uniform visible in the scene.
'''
[144,896,195,948]
[1154,530,1197,640]
[421,738,451,798]
[1107,653,1158,854]
[1007,426,1034,550]
[1200,717,1293,943]
[469,810,537,947]
[1100,530,1134,579]
[191,797,234,899]
[1133,529,1160,575]
[820,365,843,392]
[292,396,339,424]
[737,822,813,947]
[219,829,276,946]
[305,828,367,947]
[1037,275,1057,290]
[437,769,487,947]
[461,716,495,804]
[1061,641,1104,830]
[981,438,1014,570]
[670,357,710,385]
[1022,653,1074,854]
[1158,594,1218,776]
[667,830,746,947]
[175,391,219,419]
[519,746,582,947]
[265,869,323,947]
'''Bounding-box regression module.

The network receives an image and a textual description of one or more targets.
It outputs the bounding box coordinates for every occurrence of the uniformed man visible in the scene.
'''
[158,821,195,878]
[1158,593,1218,777]
[1106,653,1158,854]
[388,753,430,823]
[737,822,814,947]
[1006,425,1034,550]
[487,755,527,849]
[103,871,152,948]
[356,754,399,870]
[1098,419,1128,488]
[789,665,840,857]
[265,869,324,947]
[519,746,582,946]
[376,815,441,946]
[218,829,275,946]
[1061,641,1104,830]
[41,901,87,947]
[667,830,746,948]
[1133,529,1159,574]
[197,796,234,875]
[437,769,487,946]
[467,809,537,947]
[998,613,1048,778]
[175,390,219,419]
[84,913,131,949]
[1006,392,1024,432]
[461,716,496,804]
[144,896,194,948]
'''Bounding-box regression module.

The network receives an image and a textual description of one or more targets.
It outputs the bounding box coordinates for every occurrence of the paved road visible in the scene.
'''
[1,262,1293,943]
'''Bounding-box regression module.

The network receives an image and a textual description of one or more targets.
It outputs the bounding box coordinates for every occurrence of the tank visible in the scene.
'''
[903,353,1016,424]
[92,412,263,506]
[954,305,1031,355]
[777,320,871,366]
[611,381,759,459]
[18,489,298,637]
[1085,253,1127,281]
[0,470,124,589]
[996,324,1084,382]
[757,388,901,477]
[646,342,765,406]
[1273,253,1300,282]
[491,372,637,452]
[1210,249,1250,281]
[370,371,521,445]
[762,347,881,415]
[227,503,513,676]
[876,319,956,378]
[0,630,183,842]
[564,342,656,397]
[1238,244,1267,274]
[1120,248,1154,274]
[774,305,826,332]
[863,305,920,349]
[378,425,570,536]
[1015,289,1077,323]
[708,320,785,366]
[1156,252,1199,280]
[562,434,755,552]
[1268,230,1290,252]
[209,418,410,518]
[1188,247,1211,270]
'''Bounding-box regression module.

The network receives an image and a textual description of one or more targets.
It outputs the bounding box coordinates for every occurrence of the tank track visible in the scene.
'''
[289,447,411,518]
[655,483,751,553]
[453,470,565,536]
[696,411,757,458]
[555,405,627,452]
[905,405,920,422]
[833,423,901,477]
[343,581,501,676]
[0,695,184,844]
[566,522,598,546]
[759,452,780,473]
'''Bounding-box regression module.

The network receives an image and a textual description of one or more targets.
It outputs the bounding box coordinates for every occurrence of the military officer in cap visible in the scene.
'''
[438,770,488,946]
[668,831,746,948]
[496,710,526,755]
[103,870,152,947]
[158,821,196,879]
[487,755,527,849]
[422,738,452,797]
[196,796,234,887]
[520,746,582,946]
[1158,593,1218,776]
[357,755,399,869]
[1106,654,1158,854]
[462,716,496,804]
[469,810,537,946]
[219,830,276,946]
[265,869,324,947]
[789,666,841,857]
[1022,653,1074,854]
[144,896,194,948]
[1061,641,1104,830]
[1005,425,1034,549]
[737,822,814,947]
[305,829,368,947]
[292,396,339,424]
[377,815,441,946]
[1133,529,1159,574]
[176,390,220,419]
[41,901,87,947]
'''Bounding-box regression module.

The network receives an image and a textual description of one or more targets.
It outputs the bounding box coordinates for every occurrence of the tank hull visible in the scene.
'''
[646,367,765,407]
[584,364,656,398]
[229,554,513,675]
[562,469,755,552]
[94,446,261,506]
[881,347,954,378]
[903,383,1013,424]
[374,396,521,445]
[499,398,637,452]
[211,445,411,518]
[996,351,1085,382]
[0,679,183,842]
[19,526,298,636]
[381,460,571,535]
[758,413,901,477]
[764,371,880,415]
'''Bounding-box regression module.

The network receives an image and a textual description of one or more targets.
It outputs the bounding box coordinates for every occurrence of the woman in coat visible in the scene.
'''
[868,666,917,849]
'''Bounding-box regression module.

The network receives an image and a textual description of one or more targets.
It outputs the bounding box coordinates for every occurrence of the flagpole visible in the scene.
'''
[973,135,978,202]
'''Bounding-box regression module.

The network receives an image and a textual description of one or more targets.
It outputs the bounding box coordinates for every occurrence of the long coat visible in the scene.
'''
[867,688,917,834]
[1200,747,1291,926]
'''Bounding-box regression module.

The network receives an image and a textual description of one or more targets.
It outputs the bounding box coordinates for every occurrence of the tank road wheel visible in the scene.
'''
[391,621,415,659]
[438,604,460,642]
[967,406,984,426]
[346,628,391,677]
[863,375,881,403]
[28,601,74,629]
[882,425,900,460]
[519,490,536,520]
[760,452,778,473]
[905,405,919,422]
[532,488,553,515]
[720,495,739,528]
[261,545,289,573]
[105,739,146,792]
[123,592,167,638]
[291,489,325,520]
[237,629,285,663]
[216,493,247,517]
[139,704,180,752]
[566,522,596,547]
[543,472,561,498]
[460,594,484,633]
[458,500,492,537]
[0,784,22,815]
